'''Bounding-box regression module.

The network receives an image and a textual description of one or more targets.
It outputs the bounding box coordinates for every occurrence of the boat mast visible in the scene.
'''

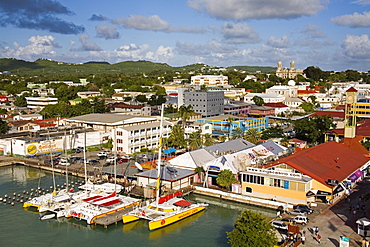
[83,129,87,187]
[64,129,68,191]
[114,127,117,192]
[156,104,165,207]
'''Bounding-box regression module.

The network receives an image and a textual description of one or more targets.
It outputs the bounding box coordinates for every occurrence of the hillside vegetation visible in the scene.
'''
[0,58,275,76]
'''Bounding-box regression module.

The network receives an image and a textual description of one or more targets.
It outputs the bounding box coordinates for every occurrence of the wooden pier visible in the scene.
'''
[93,205,137,228]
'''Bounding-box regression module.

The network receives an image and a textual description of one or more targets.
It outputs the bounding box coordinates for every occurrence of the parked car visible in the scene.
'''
[70,157,85,164]
[88,159,100,166]
[280,218,294,225]
[106,156,118,163]
[97,152,108,159]
[293,216,309,225]
[72,146,85,153]
[271,220,288,231]
[59,158,70,166]
[287,209,307,216]
[294,204,314,214]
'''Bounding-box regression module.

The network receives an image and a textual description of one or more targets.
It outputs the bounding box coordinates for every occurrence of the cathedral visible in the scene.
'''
[276,61,305,79]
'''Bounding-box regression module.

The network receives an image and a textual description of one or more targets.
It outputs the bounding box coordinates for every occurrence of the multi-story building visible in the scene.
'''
[275,61,305,79]
[183,89,224,117]
[65,113,172,154]
[190,75,228,85]
[25,97,58,111]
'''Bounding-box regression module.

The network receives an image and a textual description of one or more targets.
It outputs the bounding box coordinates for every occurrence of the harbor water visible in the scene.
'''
[0,164,277,247]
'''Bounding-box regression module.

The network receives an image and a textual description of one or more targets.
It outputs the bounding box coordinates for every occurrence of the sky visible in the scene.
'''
[0,0,369,72]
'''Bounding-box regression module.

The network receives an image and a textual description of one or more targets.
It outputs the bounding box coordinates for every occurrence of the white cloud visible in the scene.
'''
[112,15,205,33]
[0,35,60,60]
[88,43,174,63]
[95,24,120,39]
[331,11,370,27]
[301,24,326,38]
[221,22,261,43]
[187,0,324,20]
[341,34,370,59]
[76,34,101,51]
[352,0,370,5]
[266,35,290,48]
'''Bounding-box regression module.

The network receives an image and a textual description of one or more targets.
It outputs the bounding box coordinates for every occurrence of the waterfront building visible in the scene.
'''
[66,113,172,154]
[241,141,370,205]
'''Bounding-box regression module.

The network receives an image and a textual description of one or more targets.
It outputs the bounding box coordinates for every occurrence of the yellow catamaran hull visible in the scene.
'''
[148,206,207,231]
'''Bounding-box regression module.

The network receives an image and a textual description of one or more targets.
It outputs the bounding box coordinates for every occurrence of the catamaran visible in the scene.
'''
[122,104,208,230]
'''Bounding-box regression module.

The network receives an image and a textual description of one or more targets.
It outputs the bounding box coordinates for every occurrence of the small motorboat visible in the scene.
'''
[39,213,56,220]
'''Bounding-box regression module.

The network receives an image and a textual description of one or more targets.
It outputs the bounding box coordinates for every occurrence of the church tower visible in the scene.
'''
[344,87,358,138]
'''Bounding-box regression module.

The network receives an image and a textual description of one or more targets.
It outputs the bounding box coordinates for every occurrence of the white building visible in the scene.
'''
[190,75,228,85]
[244,93,285,104]
[25,97,58,111]
[65,113,172,155]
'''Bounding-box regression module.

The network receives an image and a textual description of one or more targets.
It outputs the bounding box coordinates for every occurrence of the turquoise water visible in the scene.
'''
[0,165,276,247]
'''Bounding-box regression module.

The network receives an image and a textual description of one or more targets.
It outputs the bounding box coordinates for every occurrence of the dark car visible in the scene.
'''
[294,204,314,214]
[88,159,100,166]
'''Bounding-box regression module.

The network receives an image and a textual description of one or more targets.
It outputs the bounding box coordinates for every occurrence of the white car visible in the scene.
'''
[59,158,70,166]
[97,152,108,158]
[106,156,117,163]
[293,216,309,225]
[271,220,288,230]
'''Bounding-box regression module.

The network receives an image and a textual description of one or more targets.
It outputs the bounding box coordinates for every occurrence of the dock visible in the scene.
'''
[93,205,137,228]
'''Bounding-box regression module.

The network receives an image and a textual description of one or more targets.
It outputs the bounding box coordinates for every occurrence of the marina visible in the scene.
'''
[0,164,276,247]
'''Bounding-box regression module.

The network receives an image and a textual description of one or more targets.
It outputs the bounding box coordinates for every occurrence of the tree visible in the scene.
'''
[13,94,29,107]
[0,119,9,134]
[231,127,244,139]
[252,96,264,106]
[294,115,336,144]
[194,166,205,182]
[188,131,202,150]
[178,105,195,130]
[216,169,237,191]
[103,138,113,151]
[261,126,285,140]
[226,116,235,139]
[243,128,261,144]
[203,133,215,146]
[167,124,186,149]
[227,210,278,247]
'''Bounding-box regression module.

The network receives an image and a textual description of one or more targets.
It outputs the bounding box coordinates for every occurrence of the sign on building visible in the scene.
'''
[25,137,63,157]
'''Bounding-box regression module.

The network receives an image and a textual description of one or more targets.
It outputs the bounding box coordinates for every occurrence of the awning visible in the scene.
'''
[349,170,364,182]
[173,200,193,207]
[82,195,102,202]
[306,189,332,197]
[163,148,176,154]
[100,199,122,207]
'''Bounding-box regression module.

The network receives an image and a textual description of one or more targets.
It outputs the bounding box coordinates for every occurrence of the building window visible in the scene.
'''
[246,187,252,193]
[117,139,123,144]
[117,131,123,136]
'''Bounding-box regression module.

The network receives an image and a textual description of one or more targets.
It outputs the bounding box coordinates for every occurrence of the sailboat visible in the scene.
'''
[122,104,208,230]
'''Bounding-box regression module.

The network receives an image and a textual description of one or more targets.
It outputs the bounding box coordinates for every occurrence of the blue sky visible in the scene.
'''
[0,0,369,71]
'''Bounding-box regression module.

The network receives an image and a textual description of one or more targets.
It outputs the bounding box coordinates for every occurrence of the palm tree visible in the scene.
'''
[178,105,195,130]
[203,133,215,146]
[188,131,202,150]
[244,128,261,144]
[226,116,235,139]
[194,166,205,183]
[167,124,186,149]
[231,127,243,139]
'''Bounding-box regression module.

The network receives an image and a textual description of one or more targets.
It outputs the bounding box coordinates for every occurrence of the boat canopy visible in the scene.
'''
[173,200,193,207]
[100,199,122,207]
[82,195,102,202]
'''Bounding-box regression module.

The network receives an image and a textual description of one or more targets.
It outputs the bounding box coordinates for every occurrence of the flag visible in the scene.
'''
[221,156,227,165]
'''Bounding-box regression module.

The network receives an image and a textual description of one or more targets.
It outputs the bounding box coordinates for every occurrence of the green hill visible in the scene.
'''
[0,58,275,76]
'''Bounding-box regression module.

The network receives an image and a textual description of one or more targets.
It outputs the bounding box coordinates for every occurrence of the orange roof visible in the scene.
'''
[264,141,369,188]
[310,111,345,119]
[340,136,369,156]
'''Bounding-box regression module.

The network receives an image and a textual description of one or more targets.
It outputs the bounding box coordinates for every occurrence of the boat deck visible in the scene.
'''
[92,205,136,227]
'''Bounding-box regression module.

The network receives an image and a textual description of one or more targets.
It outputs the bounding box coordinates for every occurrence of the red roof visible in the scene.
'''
[347,87,358,92]
[298,89,316,94]
[340,136,369,156]
[326,119,370,137]
[310,111,345,119]
[263,102,288,108]
[264,141,369,188]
